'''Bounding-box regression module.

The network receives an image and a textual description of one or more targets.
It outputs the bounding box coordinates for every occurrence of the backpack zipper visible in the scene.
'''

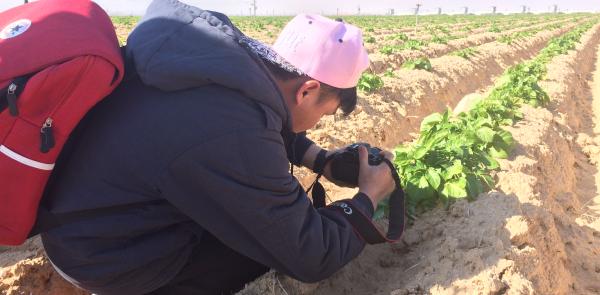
[1,76,32,116]
[6,83,19,116]
[37,62,91,154]
[40,118,55,154]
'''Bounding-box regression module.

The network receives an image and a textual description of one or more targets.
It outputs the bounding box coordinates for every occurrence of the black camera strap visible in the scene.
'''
[307,157,406,244]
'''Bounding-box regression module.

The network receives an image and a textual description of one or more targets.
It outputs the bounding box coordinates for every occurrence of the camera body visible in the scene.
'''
[330,143,384,186]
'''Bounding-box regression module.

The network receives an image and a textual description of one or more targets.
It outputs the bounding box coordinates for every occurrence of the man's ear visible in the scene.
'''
[294,80,321,106]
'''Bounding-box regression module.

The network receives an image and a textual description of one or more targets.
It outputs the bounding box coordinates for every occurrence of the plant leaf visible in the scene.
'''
[425,168,442,189]
[444,160,464,180]
[476,127,496,143]
[441,178,468,199]
[489,146,509,159]
[484,154,500,170]
[420,113,443,133]
[466,174,485,198]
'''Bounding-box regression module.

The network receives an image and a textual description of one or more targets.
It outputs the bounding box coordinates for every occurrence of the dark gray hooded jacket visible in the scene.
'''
[40,0,374,294]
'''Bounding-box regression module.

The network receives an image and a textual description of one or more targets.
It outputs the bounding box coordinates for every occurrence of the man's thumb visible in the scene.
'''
[358,146,369,169]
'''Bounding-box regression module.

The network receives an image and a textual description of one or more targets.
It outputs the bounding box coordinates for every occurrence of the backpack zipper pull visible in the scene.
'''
[40,118,55,153]
[6,83,19,116]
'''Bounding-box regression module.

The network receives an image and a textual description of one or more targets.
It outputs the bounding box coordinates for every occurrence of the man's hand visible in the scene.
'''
[303,143,396,207]
[356,146,396,209]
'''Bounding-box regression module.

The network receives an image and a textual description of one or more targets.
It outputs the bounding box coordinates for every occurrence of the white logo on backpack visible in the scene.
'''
[0,19,32,40]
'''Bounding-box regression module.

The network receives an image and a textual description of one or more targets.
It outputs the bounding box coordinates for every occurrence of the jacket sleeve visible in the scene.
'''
[284,131,317,166]
[158,128,374,282]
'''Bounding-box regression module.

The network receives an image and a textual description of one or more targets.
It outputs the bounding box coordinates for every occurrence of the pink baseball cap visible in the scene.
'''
[272,14,370,89]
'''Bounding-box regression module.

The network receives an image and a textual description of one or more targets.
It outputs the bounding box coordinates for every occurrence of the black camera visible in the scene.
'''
[329,143,384,186]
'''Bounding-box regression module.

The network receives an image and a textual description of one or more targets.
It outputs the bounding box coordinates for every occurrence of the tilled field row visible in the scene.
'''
[370,15,574,38]
[367,20,572,59]
[365,17,576,54]
[368,17,591,74]
[239,15,578,47]
[498,22,600,294]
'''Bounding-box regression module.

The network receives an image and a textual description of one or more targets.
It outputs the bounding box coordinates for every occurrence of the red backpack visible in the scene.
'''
[0,0,124,245]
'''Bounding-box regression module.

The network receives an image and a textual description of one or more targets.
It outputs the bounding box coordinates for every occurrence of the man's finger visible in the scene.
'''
[358,146,369,169]
[380,150,395,161]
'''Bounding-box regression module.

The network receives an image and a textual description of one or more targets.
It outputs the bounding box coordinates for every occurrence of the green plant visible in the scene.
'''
[390,109,513,216]
[379,45,398,55]
[357,73,384,92]
[403,57,433,71]
[492,61,549,107]
[435,25,451,35]
[400,39,425,50]
[498,35,514,44]
[488,23,501,33]
[365,36,376,43]
[431,35,449,44]
[384,68,396,77]
[386,33,409,42]
[452,47,479,59]
[461,24,474,32]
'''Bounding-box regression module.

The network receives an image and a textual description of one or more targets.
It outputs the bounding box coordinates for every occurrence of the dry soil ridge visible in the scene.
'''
[367,18,576,69]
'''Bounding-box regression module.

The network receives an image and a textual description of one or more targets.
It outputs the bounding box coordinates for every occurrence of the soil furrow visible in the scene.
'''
[367,18,577,66]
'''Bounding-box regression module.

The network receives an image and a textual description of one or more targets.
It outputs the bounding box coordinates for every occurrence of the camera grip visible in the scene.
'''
[330,153,360,186]
[329,143,384,186]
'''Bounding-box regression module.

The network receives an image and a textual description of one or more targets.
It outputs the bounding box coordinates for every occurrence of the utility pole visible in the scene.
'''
[415,4,422,16]
[492,6,497,14]
[437,7,442,15]
[414,4,422,34]
[357,5,361,15]
[463,6,468,14]
[553,4,558,13]
[390,8,395,16]
[24,0,28,3]
[521,5,526,13]
[337,8,339,15]
[250,0,257,16]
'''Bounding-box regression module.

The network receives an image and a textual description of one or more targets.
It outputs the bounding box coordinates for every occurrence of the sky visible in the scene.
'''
[1,0,598,16]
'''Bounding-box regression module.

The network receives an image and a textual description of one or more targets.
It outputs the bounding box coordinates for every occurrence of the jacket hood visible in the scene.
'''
[126,0,289,128]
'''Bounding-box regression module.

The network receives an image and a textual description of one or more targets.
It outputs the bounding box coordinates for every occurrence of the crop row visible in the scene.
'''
[229,14,543,32]
[374,20,598,219]
[226,13,586,44]
[358,17,589,89]
[365,15,574,47]
[368,18,566,56]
